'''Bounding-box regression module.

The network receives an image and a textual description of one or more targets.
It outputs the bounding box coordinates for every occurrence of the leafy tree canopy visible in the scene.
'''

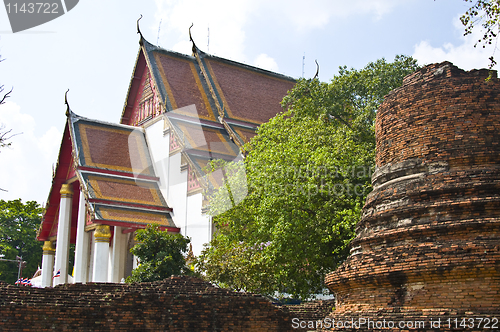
[0,199,43,283]
[461,0,500,70]
[196,55,419,300]
[126,224,193,283]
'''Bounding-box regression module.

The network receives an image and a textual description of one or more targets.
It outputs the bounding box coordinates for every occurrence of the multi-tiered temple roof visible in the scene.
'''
[38,29,295,244]
[38,109,177,242]
[120,35,295,194]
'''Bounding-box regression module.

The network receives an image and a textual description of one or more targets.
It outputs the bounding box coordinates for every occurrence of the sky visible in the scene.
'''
[0,0,495,206]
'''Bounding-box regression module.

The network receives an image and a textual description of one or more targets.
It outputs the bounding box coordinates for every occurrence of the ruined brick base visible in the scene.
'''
[0,276,294,331]
[324,62,500,331]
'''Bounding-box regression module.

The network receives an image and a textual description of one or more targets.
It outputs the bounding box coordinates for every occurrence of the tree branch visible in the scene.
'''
[0,86,13,105]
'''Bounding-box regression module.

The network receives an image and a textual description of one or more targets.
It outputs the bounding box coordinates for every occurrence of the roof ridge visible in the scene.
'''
[141,34,296,81]
[199,52,296,82]
[69,110,145,132]
[142,37,195,61]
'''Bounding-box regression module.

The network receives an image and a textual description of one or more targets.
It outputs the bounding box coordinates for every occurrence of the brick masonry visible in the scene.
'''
[0,276,295,331]
[323,62,500,331]
[283,300,335,322]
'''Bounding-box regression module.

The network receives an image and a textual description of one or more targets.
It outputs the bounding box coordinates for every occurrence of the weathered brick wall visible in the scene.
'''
[283,300,335,321]
[324,62,500,331]
[376,62,500,167]
[0,276,294,331]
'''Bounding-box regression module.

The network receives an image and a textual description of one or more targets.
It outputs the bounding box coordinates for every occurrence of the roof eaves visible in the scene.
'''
[120,46,144,123]
[90,200,172,213]
[71,110,146,132]
[37,121,72,241]
[166,112,225,130]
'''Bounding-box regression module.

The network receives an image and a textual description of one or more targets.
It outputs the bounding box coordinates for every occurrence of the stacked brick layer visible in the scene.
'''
[0,276,293,331]
[324,62,500,330]
[283,300,335,321]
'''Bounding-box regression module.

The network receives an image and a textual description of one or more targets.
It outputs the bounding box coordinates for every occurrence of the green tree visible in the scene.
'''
[0,199,44,284]
[126,224,192,283]
[461,0,500,69]
[197,56,419,300]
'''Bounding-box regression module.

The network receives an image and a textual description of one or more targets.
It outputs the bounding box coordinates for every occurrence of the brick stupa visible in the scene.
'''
[325,62,500,330]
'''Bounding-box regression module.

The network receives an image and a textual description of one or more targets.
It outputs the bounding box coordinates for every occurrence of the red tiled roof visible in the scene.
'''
[204,58,295,124]
[83,174,168,208]
[73,120,154,176]
[153,52,217,121]
[171,121,238,157]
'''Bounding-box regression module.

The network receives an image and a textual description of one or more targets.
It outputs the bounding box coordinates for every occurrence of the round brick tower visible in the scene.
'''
[324,62,500,329]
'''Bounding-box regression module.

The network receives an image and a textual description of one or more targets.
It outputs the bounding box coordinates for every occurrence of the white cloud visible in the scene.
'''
[253,53,279,72]
[153,0,401,62]
[271,0,400,30]
[38,126,62,161]
[154,0,257,62]
[413,16,494,70]
[0,102,61,204]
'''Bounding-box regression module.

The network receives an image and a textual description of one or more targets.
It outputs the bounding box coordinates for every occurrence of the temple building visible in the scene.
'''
[36,30,295,286]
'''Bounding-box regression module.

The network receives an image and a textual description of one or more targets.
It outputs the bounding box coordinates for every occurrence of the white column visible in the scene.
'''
[41,241,55,288]
[92,225,111,282]
[53,183,73,286]
[111,226,126,283]
[108,244,113,281]
[73,191,89,283]
[132,230,141,270]
[88,235,94,281]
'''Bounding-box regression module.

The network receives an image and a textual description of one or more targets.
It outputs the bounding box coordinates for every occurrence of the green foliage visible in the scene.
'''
[197,56,419,300]
[126,224,193,283]
[0,199,44,283]
[461,0,500,70]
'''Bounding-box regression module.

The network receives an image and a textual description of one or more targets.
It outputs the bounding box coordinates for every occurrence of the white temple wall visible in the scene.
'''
[144,118,170,200]
[186,193,211,256]
[168,152,188,233]
[144,115,212,257]
[107,244,113,282]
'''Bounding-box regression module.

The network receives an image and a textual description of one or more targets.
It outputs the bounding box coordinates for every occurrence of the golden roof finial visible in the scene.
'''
[64,89,70,117]
[137,14,143,40]
[313,60,320,79]
[189,23,198,55]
